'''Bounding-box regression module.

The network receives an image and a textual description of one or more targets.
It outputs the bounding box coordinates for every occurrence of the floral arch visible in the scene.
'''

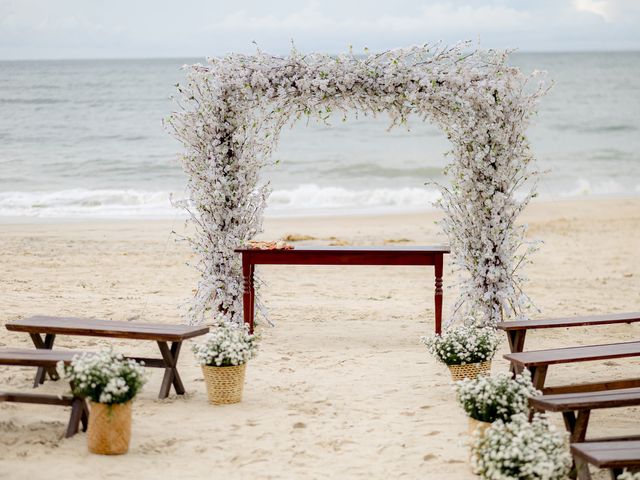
[168,43,546,327]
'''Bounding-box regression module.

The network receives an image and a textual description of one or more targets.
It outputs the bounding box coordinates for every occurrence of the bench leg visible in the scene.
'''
[65,397,88,438]
[529,365,548,391]
[507,331,527,375]
[610,468,623,480]
[157,341,185,399]
[576,458,592,480]
[29,333,59,386]
[564,410,592,479]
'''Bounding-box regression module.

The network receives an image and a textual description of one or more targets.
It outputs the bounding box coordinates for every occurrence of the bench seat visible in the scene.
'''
[531,388,640,412]
[505,341,640,368]
[571,440,640,480]
[0,348,88,438]
[496,312,640,359]
[5,316,210,399]
[530,388,640,446]
[504,341,640,393]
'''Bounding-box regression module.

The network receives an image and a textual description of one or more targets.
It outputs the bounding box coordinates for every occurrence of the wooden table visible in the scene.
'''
[6,316,209,399]
[235,246,450,334]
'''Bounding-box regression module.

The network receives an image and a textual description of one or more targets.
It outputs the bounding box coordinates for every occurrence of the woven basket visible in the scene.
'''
[202,363,247,405]
[87,401,132,455]
[468,417,492,473]
[447,360,492,381]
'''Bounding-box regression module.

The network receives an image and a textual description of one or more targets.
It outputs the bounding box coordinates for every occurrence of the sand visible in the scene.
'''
[1,197,639,480]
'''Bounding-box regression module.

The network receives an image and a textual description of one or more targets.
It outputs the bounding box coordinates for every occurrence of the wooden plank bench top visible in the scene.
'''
[531,388,640,452]
[571,441,640,479]
[505,341,640,395]
[497,313,640,367]
[5,315,209,399]
[0,348,89,438]
[531,388,640,412]
[505,341,640,368]
[6,316,209,341]
[0,348,80,367]
[497,312,640,332]
[571,441,640,468]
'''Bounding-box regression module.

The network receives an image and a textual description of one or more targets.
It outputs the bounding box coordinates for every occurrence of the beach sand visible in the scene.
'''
[1,197,639,479]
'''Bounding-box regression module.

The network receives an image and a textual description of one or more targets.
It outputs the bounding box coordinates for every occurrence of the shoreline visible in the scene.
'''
[0,194,638,226]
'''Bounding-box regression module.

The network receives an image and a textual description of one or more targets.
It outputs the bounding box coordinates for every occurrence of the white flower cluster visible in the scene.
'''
[421,320,500,365]
[192,321,259,367]
[58,350,146,405]
[167,42,548,325]
[618,471,640,480]
[455,370,539,422]
[474,413,572,480]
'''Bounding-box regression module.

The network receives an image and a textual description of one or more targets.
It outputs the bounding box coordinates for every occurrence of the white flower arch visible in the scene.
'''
[168,43,547,327]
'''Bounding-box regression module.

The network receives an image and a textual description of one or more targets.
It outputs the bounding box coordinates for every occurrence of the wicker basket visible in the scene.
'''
[87,401,132,455]
[202,363,247,405]
[447,360,492,381]
[468,417,492,473]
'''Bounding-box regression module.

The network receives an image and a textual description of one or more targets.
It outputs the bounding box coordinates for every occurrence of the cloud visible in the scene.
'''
[572,0,640,22]
[212,3,531,34]
[0,0,639,59]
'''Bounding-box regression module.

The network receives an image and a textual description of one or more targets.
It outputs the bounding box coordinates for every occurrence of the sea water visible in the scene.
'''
[0,52,639,219]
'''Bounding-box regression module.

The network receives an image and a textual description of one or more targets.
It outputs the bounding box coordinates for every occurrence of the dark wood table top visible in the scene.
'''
[6,316,209,342]
[571,441,640,468]
[236,245,450,253]
[235,245,450,266]
[531,387,640,411]
[0,348,81,367]
[497,312,640,331]
[504,341,640,367]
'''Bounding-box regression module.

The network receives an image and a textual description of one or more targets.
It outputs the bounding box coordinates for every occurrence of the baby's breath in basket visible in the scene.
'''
[421,320,500,381]
[193,321,259,405]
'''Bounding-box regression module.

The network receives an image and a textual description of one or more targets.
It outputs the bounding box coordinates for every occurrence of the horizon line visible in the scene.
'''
[1,48,640,62]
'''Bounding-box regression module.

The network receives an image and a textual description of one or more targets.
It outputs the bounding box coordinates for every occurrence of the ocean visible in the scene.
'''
[0,52,639,220]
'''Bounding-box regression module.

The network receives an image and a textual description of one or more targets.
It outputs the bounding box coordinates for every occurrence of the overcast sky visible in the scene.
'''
[1,0,639,60]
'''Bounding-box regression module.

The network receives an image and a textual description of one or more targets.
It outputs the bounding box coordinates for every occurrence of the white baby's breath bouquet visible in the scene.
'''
[455,370,539,423]
[473,413,571,480]
[421,320,500,366]
[193,321,259,367]
[58,350,146,405]
[618,471,640,480]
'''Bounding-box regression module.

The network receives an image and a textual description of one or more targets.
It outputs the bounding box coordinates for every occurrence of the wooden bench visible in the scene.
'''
[6,316,209,399]
[504,341,640,393]
[571,440,640,480]
[497,312,640,358]
[0,348,89,437]
[531,388,640,443]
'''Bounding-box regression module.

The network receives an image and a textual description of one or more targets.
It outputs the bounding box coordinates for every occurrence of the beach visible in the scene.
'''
[1,196,639,479]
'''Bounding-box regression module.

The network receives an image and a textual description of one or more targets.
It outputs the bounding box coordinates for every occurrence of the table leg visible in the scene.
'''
[434,254,443,334]
[157,341,185,399]
[29,333,59,387]
[242,258,255,333]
